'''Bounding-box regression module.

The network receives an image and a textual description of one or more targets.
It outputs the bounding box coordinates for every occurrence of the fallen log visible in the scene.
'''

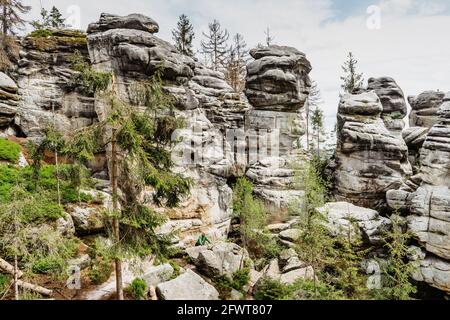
[17,280,53,297]
[0,258,23,278]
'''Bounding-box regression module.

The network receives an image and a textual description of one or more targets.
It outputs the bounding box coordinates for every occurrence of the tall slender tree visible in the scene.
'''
[306,80,322,151]
[264,27,274,46]
[172,14,195,57]
[225,33,249,92]
[340,52,364,94]
[311,106,324,158]
[201,19,229,71]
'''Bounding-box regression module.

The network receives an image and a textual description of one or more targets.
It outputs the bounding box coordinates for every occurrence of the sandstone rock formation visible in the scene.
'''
[367,77,407,136]
[0,72,19,128]
[409,91,445,128]
[334,92,412,209]
[316,202,392,245]
[244,46,312,207]
[387,93,450,293]
[14,30,96,138]
[156,269,220,300]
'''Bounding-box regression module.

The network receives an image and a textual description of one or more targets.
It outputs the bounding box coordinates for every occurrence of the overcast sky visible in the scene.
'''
[23,0,450,129]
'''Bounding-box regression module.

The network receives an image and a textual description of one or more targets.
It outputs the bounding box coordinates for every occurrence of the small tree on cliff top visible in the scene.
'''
[340,52,364,94]
[201,19,229,71]
[172,14,195,57]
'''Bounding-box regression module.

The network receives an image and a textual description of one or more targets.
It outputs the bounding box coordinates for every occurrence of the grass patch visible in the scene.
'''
[0,138,21,163]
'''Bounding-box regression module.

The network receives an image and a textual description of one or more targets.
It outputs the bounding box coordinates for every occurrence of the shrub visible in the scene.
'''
[127,278,148,300]
[231,268,250,291]
[253,278,291,300]
[0,138,21,163]
[89,258,113,285]
[32,255,65,274]
[68,50,111,97]
[0,273,11,297]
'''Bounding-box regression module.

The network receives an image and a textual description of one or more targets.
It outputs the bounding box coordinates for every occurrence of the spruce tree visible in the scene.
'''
[340,52,364,94]
[311,107,324,158]
[172,14,195,57]
[49,6,65,29]
[306,81,322,151]
[201,19,229,71]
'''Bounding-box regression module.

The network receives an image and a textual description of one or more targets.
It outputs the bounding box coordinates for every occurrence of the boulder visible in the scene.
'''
[317,202,392,245]
[409,91,445,128]
[334,92,412,209]
[87,13,159,34]
[156,269,219,300]
[142,263,174,287]
[192,242,250,278]
[278,229,301,243]
[245,45,311,111]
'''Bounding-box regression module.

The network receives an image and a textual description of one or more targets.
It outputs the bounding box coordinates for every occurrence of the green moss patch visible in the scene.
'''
[0,138,21,163]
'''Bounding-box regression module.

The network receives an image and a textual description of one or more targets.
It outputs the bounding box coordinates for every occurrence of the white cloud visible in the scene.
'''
[23,0,450,129]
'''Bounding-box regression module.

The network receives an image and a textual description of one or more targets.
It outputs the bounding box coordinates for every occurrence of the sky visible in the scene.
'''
[22,0,450,129]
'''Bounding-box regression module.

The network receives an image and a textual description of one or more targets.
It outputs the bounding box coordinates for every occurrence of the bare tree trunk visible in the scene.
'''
[306,100,310,151]
[13,255,19,300]
[111,127,123,300]
[16,280,53,296]
[55,150,61,206]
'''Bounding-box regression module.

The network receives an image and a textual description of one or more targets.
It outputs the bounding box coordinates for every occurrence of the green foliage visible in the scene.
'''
[232,177,279,260]
[69,50,112,97]
[0,273,11,298]
[376,215,417,300]
[213,268,249,299]
[288,279,346,300]
[0,138,21,163]
[87,239,114,285]
[127,278,148,300]
[29,29,53,37]
[340,52,364,94]
[172,14,195,57]
[254,278,292,300]
[30,6,65,30]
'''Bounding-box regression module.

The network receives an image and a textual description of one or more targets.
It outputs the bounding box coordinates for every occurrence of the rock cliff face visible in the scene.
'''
[334,92,412,209]
[387,93,450,293]
[13,30,96,139]
[0,72,19,128]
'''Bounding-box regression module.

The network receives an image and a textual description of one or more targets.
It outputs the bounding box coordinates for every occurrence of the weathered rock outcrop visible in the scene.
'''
[367,77,407,136]
[387,93,450,293]
[0,72,19,128]
[156,269,220,300]
[409,91,445,128]
[317,202,392,245]
[186,242,250,278]
[334,92,412,209]
[14,30,96,138]
[244,46,312,208]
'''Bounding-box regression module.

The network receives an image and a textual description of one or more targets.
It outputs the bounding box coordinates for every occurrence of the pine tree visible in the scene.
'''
[49,6,65,29]
[225,33,248,92]
[172,14,195,57]
[305,81,322,151]
[0,0,30,35]
[83,68,191,299]
[311,107,324,158]
[340,52,364,94]
[377,215,417,300]
[201,19,229,71]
